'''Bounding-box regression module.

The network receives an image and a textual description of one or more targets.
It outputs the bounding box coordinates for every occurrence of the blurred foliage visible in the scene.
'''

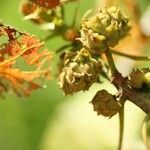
[0,1,64,150]
[0,0,93,150]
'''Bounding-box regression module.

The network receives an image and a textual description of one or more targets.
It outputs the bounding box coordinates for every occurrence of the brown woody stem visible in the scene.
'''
[127,93,150,115]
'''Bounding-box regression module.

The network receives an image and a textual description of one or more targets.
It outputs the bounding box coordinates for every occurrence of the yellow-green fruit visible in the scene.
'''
[144,72,150,87]
[80,5,131,53]
[91,90,120,117]
[58,48,102,95]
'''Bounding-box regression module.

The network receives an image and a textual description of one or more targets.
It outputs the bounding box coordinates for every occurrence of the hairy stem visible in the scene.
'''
[118,102,125,150]
[111,49,150,61]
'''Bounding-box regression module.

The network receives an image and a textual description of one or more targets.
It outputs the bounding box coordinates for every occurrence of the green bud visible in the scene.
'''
[58,48,102,95]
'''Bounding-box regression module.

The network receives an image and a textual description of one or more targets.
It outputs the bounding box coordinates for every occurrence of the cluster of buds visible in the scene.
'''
[58,48,102,94]
[78,5,131,54]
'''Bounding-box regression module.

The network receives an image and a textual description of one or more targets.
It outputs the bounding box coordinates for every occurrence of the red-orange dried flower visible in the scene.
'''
[0,23,52,97]
[31,0,60,9]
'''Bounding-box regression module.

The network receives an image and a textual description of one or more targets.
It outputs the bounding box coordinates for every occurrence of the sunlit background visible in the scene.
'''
[0,0,150,150]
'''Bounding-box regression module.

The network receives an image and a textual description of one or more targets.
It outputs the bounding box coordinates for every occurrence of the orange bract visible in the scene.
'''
[0,23,52,97]
[31,0,60,9]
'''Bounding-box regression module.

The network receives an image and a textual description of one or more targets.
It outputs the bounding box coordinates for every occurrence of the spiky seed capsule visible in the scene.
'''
[79,5,131,54]
[91,89,121,117]
[58,48,102,95]
[129,68,150,89]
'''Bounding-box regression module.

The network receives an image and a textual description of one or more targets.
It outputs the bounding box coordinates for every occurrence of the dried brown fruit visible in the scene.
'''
[91,89,121,117]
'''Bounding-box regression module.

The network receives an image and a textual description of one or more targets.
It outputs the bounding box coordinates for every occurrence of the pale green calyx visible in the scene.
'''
[79,5,131,54]
[58,48,102,95]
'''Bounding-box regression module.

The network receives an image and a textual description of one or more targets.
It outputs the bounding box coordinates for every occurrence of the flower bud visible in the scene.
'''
[58,48,102,94]
[91,89,121,117]
[79,5,131,54]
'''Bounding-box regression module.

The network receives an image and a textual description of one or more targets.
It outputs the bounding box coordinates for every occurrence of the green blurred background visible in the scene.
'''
[0,0,150,150]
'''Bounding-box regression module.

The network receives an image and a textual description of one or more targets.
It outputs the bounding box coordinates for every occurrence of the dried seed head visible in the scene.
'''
[58,48,102,95]
[129,68,150,89]
[91,89,121,117]
[79,5,131,54]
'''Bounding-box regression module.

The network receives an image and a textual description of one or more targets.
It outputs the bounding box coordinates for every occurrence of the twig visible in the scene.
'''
[141,115,150,150]
[118,103,125,150]
[72,3,80,27]
[56,44,72,53]
[111,49,150,61]
[42,33,57,42]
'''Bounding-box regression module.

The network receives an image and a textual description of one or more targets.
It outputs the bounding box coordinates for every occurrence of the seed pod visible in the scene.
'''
[91,89,121,117]
[58,48,102,95]
[79,5,131,54]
